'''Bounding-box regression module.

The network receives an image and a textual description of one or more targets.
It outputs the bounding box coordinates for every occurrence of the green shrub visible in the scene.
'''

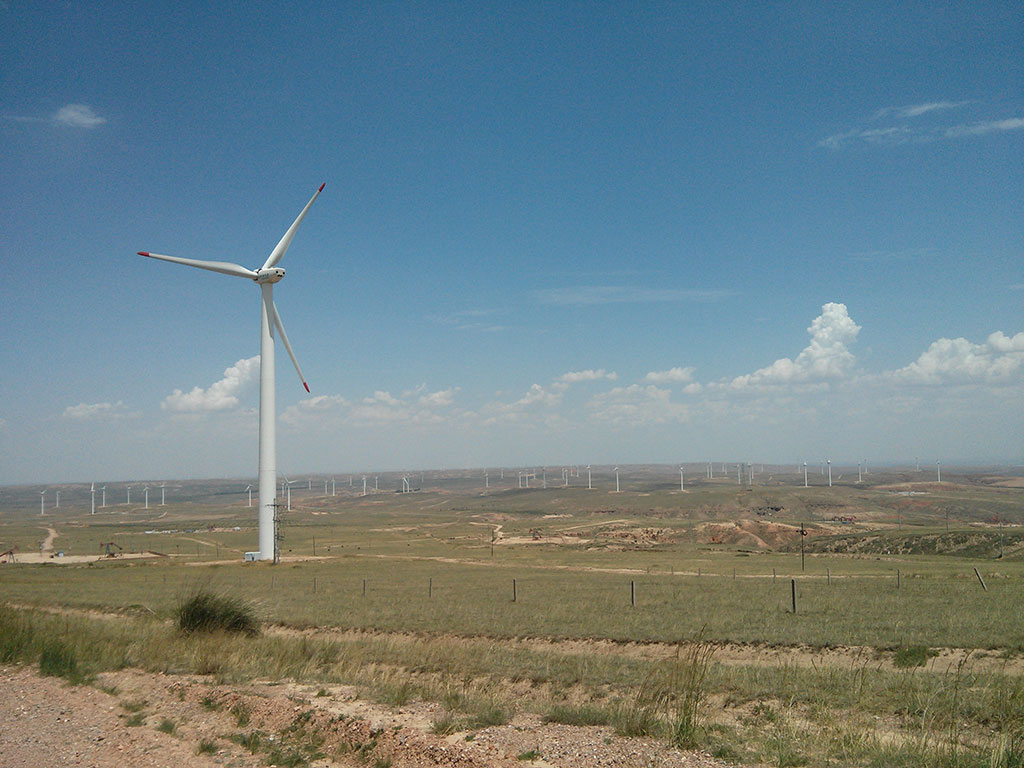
[542,703,611,726]
[197,739,218,755]
[156,718,176,734]
[39,640,86,683]
[894,646,934,668]
[176,589,259,636]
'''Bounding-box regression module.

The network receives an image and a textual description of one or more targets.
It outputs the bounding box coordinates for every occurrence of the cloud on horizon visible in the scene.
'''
[62,401,130,420]
[724,303,861,390]
[162,356,260,412]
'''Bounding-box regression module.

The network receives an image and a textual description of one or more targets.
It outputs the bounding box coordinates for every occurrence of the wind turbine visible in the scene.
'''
[827,459,832,488]
[159,482,166,506]
[246,484,253,507]
[126,485,131,505]
[39,490,45,516]
[101,486,106,508]
[90,483,96,515]
[332,477,336,496]
[679,466,685,491]
[614,466,620,493]
[143,486,149,509]
[936,460,941,482]
[803,462,808,488]
[137,184,324,560]
[587,465,592,490]
[55,490,60,509]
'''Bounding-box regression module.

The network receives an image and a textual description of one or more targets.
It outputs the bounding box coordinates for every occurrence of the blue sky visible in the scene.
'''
[2,2,1021,484]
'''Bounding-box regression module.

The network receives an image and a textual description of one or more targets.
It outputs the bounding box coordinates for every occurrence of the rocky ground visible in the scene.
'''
[1,665,736,768]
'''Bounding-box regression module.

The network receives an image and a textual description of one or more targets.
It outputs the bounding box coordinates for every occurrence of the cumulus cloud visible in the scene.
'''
[586,385,689,426]
[644,366,695,384]
[348,387,458,426]
[280,394,349,425]
[727,303,860,389]
[62,401,129,420]
[481,384,564,425]
[555,369,618,387]
[162,356,260,412]
[892,331,1024,384]
[54,103,107,128]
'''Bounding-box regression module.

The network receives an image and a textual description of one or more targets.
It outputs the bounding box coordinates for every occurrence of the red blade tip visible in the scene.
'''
[318,183,325,192]
[303,382,310,393]
[138,251,150,256]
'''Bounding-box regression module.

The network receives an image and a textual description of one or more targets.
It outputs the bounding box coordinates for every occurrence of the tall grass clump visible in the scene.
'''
[666,631,717,748]
[176,589,259,636]
[39,639,87,683]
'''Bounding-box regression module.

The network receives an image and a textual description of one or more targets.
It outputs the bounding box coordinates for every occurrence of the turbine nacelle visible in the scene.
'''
[255,267,286,284]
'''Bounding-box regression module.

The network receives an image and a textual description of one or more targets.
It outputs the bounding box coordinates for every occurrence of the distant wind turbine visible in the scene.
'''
[39,490,45,516]
[246,484,253,507]
[91,483,96,515]
[126,485,131,505]
[679,466,685,491]
[101,486,106,508]
[803,462,808,488]
[143,486,149,509]
[827,459,832,488]
[587,465,592,490]
[614,466,620,493]
[159,482,166,506]
[138,184,325,560]
[55,490,60,509]
[936,460,941,482]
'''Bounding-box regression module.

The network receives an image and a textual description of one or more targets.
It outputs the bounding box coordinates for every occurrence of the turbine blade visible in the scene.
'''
[138,252,257,280]
[261,183,325,271]
[267,297,309,392]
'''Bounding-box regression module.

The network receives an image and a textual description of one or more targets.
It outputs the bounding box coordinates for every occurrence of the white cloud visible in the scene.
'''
[54,103,107,128]
[892,331,1024,385]
[727,303,860,389]
[481,384,564,425]
[280,394,349,426]
[555,369,618,386]
[873,101,967,120]
[533,286,733,306]
[682,382,703,395]
[162,356,260,412]
[419,387,459,407]
[62,401,129,420]
[820,104,1022,148]
[944,117,1024,138]
[644,366,695,384]
[586,384,689,426]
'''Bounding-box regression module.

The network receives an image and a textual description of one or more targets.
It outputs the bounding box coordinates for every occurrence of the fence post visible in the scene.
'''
[791,579,797,613]
[512,578,517,602]
[429,577,432,598]
[362,578,366,596]
[974,567,988,592]
[827,568,831,586]
[897,570,901,590]
[773,567,776,583]
[313,577,317,594]
[631,580,635,607]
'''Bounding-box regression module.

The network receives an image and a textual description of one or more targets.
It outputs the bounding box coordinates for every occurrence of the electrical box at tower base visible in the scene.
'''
[244,551,258,562]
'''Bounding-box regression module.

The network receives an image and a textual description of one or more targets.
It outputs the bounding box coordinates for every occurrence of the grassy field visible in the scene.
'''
[2,464,1022,766]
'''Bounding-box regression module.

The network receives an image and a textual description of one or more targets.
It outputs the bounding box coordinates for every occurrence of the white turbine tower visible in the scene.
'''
[614,466,620,493]
[803,462,808,488]
[101,486,106,508]
[827,459,832,488]
[587,465,592,490]
[138,184,324,560]
[126,485,131,505]
[39,490,45,516]
[246,484,253,507]
[90,483,96,515]
[679,466,685,491]
[936,460,941,482]
[143,486,149,509]
[159,482,166,506]
[55,490,60,509]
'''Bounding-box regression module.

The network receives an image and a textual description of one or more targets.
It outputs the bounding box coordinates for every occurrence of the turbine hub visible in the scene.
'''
[255,267,286,284]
